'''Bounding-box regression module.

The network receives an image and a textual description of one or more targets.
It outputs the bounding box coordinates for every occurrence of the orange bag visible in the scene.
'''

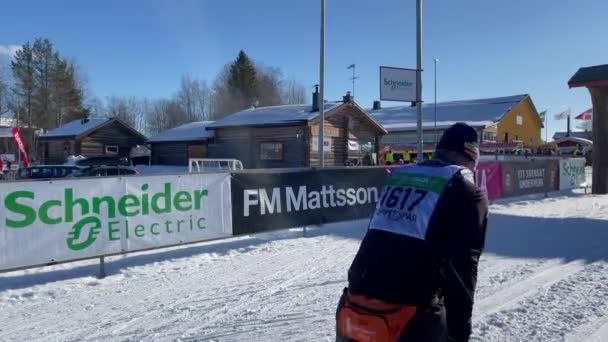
[337,289,417,342]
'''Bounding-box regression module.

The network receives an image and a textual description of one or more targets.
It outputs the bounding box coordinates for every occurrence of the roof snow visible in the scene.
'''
[148,121,214,143]
[370,94,527,132]
[42,118,111,138]
[553,131,592,141]
[207,103,341,128]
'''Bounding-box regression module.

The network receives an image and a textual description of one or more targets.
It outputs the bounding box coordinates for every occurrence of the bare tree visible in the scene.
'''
[106,96,146,132]
[210,63,243,119]
[176,75,199,122]
[147,98,188,134]
[195,79,211,121]
[282,77,307,104]
[256,65,282,107]
[87,96,105,118]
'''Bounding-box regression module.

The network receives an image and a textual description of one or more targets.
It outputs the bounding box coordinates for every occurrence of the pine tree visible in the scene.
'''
[228,50,257,108]
[11,43,35,128]
[32,38,55,128]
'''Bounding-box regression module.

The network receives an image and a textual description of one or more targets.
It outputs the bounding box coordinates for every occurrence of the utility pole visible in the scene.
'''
[434,58,438,146]
[318,0,325,167]
[416,0,423,159]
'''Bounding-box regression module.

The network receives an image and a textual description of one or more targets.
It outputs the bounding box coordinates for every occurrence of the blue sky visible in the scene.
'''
[0,0,606,139]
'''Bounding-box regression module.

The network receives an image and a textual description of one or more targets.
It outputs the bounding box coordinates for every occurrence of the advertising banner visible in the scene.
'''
[11,127,28,167]
[476,162,503,200]
[311,136,332,152]
[0,173,232,271]
[559,158,586,190]
[501,160,559,197]
[379,66,417,102]
[231,168,387,235]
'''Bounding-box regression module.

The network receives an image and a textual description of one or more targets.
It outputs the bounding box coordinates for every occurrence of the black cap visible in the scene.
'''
[436,123,480,162]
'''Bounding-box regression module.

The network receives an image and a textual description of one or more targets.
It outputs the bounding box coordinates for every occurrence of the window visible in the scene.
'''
[516,115,523,125]
[105,145,119,155]
[260,141,284,161]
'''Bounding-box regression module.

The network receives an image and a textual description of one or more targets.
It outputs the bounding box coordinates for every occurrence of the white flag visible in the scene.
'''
[554,110,569,120]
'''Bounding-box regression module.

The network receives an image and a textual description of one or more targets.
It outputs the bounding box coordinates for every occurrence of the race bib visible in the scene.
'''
[369,165,463,240]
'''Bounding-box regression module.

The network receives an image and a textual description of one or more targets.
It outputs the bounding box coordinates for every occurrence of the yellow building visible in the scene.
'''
[370,94,544,150]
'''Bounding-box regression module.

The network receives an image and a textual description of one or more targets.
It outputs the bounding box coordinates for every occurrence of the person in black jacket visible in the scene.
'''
[336,123,489,342]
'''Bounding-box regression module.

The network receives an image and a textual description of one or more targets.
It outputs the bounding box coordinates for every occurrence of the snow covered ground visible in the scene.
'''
[1,188,607,341]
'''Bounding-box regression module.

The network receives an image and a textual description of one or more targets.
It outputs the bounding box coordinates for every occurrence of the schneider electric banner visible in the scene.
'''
[0,173,232,271]
[559,158,586,190]
[380,66,417,102]
[231,168,387,235]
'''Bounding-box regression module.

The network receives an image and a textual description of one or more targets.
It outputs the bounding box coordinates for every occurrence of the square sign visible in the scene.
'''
[380,66,417,102]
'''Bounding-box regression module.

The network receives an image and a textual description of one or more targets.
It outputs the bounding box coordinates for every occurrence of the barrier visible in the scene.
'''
[230,167,386,235]
[559,158,587,190]
[0,158,586,275]
[189,158,243,173]
[0,173,232,272]
[500,159,560,197]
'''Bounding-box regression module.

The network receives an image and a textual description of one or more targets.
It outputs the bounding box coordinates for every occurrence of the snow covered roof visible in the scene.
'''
[207,103,341,128]
[370,95,528,133]
[148,121,214,143]
[40,117,146,141]
[41,118,112,138]
[553,131,592,141]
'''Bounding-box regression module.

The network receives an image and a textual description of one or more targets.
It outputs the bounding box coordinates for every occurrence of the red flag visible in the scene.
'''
[11,127,28,167]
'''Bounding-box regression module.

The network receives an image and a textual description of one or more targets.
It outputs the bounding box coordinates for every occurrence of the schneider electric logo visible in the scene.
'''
[384,78,414,91]
[3,183,209,251]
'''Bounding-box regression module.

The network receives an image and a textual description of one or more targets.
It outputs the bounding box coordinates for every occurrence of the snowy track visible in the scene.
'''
[1,191,608,341]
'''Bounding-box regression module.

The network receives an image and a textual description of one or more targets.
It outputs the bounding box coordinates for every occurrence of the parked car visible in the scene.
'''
[76,166,139,177]
[17,165,81,180]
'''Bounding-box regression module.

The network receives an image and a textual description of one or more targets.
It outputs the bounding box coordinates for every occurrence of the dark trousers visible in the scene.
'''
[335,293,448,342]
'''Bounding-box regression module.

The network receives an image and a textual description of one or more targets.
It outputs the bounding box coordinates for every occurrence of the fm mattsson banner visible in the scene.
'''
[231,168,387,235]
[0,173,232,271]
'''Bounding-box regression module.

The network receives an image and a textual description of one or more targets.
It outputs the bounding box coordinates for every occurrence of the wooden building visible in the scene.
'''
[148,121,214,165]
[206,92,387,169]
[371,94,544,151]
[39,118,147,164]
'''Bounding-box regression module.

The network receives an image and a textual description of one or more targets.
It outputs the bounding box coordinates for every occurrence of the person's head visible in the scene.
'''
[432,123,480,170]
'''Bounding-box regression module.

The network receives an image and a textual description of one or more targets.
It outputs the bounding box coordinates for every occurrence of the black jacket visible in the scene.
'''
[347,161,489,341]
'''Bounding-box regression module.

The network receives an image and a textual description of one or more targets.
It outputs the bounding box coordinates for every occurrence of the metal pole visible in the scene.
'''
[545,111,549,144]
[318,0,325,167]
[98,256,106,279]
[416,0,423,160]
[434,58,438,145]
[352,65,355,98]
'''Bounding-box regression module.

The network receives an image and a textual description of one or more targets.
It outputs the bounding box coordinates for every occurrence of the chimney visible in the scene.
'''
[343,91,352,102]
[311,84,319,112]
[373,101,381,110]
[81,118,89,124]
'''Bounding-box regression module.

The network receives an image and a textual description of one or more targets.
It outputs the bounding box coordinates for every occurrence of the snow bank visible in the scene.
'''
[1,193,608,341]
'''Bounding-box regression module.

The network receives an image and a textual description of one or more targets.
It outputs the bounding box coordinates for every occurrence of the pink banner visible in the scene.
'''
[476,162,502,200]
[11,127,28,167]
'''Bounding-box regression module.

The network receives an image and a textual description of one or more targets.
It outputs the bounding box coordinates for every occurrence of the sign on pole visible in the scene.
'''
[380,66,417,102]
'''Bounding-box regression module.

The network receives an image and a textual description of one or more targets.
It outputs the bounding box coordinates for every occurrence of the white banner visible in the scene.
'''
[559,158,586,190]
[380,66,417,102]
[0,173,232,271]
[311,136,332,152]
